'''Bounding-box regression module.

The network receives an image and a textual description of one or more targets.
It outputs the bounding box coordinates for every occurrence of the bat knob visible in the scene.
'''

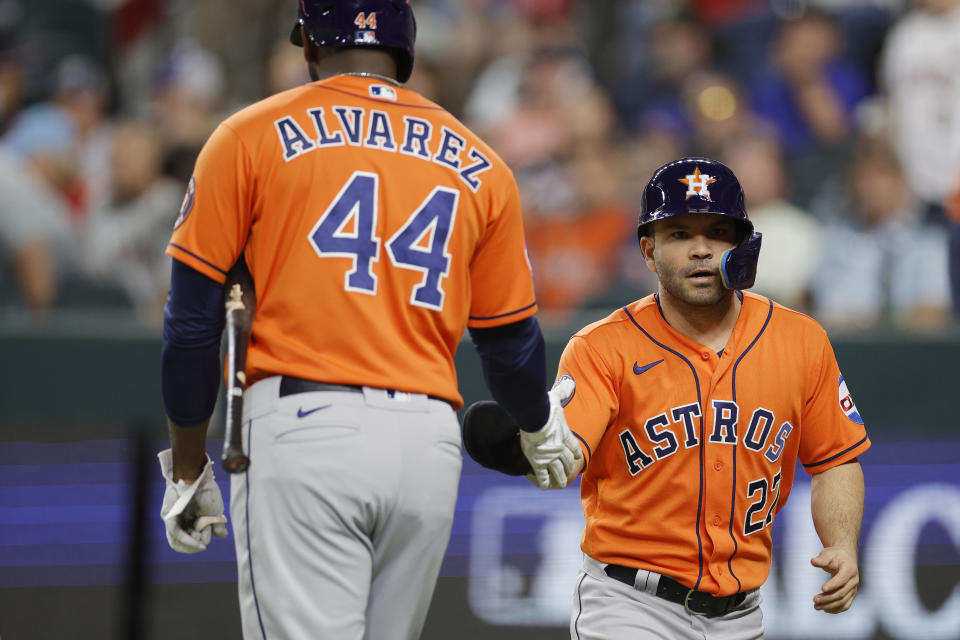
[221,454,250,474]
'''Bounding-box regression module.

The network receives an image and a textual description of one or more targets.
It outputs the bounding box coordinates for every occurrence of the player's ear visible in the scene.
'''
[640,234,657,274]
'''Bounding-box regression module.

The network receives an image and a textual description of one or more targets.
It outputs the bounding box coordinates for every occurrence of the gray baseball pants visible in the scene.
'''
[571,554,764,639]
[230,376,462,640]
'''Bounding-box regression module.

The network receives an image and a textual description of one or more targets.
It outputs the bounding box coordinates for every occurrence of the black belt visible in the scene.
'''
[604,564,748,618]
[279,376,452,407]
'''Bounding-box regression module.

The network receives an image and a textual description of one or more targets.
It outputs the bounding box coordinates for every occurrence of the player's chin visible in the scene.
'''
[680,283,726,306]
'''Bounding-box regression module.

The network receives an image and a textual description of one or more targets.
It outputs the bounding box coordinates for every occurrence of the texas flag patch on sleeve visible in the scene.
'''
[838,374,863,424]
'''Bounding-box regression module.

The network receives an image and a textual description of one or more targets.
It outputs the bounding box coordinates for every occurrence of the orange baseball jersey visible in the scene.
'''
[167,75,537,407]
[557,292,870,596]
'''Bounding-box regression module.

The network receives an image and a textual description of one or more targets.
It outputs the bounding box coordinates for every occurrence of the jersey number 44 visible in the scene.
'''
[308,171,458,311]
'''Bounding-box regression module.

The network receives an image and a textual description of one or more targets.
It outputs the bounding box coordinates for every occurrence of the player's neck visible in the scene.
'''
[656,288,741,353]
[308,49,399,84]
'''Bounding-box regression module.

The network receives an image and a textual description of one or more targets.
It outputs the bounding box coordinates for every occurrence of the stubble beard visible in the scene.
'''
[657,262,731,308]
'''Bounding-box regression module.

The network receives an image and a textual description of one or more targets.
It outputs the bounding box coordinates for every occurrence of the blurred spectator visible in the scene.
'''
[111,0,167,117]
[152,39,225,184]
[0,105,76,312]
[723,134,821,311]
[750,9,870,207]
[3,104,80,208]
[414,0,513,116]
[752,10,868,149]
[880,0,960,319]
[680,69,761,158]
[809,139,951,330]
[0,41,21,134]
[462,1,582,132]
[523,145,633,324]
[82,120,182,322]
[3,55,111,224]
[880,0,960,213]
[620,119,686,206]
[264,36,311,95]
[405,56,442,104]
[13,0,111,104]
[485,48,606,169]
[473,32,628,323]
[51,54,112,217]
[615,13,714,135]
[580,135,667,312]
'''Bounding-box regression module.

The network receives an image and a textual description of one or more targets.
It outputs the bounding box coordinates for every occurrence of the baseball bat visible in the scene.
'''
[221,283,250,473]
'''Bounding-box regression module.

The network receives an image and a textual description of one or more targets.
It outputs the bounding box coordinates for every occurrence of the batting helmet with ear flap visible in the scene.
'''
[290,0,416,83]
[638,157,762,290]
[461,401,532,476]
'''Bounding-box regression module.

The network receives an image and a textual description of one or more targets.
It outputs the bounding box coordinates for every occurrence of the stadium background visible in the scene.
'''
[1,1,959,639]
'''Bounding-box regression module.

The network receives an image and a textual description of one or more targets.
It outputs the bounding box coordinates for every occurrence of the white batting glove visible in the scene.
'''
[158,449,229,553]
[520,377,584,490]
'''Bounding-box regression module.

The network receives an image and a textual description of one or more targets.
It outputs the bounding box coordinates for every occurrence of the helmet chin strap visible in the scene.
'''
[720,232,762,290]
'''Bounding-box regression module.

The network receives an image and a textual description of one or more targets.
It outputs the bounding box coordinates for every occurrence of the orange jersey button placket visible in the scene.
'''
[700,351,739,596]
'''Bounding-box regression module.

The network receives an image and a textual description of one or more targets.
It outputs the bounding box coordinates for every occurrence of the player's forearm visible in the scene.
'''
[469,317,550,431]
[810,460,864,552]
[162,260,225,426]
[168,418,211,483]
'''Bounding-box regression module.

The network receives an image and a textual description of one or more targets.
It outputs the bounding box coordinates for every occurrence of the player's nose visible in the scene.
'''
[688,234,714,259]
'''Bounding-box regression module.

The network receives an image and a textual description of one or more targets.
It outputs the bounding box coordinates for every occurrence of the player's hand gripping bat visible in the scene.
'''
[221,282,251,473]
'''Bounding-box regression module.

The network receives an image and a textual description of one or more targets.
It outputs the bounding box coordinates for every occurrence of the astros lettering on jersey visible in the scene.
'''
[167,75,537,408]
[558,292,870,596]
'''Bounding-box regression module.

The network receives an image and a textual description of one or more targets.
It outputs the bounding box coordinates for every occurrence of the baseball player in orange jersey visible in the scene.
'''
[155,2,582,639]
[557,158,869,638]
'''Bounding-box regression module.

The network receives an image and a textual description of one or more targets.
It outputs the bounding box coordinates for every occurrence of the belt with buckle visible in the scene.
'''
[278,376,452,407]
[604,564,748,618]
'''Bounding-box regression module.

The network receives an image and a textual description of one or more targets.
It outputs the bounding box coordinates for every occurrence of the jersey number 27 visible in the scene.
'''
[308,171,458,311]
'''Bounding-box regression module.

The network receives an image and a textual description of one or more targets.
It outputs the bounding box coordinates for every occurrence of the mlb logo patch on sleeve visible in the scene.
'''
[838,374,863,424]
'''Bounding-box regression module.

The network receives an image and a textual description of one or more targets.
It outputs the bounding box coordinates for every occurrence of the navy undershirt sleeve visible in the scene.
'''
[161,259,226,426]
[469,316,550,432]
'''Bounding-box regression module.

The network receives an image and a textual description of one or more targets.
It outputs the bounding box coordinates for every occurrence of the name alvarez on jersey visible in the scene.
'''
[167,74,537,407]
[274,104,493,192]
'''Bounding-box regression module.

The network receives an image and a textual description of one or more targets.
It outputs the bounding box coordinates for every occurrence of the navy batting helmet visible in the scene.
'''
[290,0,416,83]
[461,401,532,476]
[638,157,762,290]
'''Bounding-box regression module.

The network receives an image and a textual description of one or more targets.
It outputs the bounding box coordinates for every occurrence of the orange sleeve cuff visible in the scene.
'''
[467,301,538,329]
[166,243,229,285]
[802,436,871,473]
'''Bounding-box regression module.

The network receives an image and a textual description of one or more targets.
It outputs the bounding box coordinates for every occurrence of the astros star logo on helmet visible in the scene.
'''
[679,166,716,200]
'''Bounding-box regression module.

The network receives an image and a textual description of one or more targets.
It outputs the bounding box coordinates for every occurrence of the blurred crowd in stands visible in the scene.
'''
[1,0,959,333]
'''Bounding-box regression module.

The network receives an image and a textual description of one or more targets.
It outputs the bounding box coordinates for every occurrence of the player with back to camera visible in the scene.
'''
[154,1,582,638]
[554,158,869,638]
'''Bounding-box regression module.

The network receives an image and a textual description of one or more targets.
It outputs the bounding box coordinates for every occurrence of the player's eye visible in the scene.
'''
[711,226,734,238]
